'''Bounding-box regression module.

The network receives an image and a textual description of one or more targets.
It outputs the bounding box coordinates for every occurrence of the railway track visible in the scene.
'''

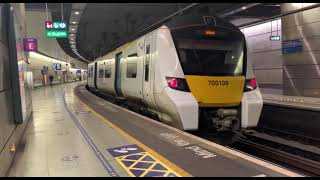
[256,125,320,149]
[230,132,320,176]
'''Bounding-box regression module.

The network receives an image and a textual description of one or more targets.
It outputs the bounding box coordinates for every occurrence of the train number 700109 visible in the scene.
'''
[208,80,229,86]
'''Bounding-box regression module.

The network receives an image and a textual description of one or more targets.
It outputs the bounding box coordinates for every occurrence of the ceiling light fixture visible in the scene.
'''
[74,11,80,15]
[241,6,247,10]
[72,21,77,24]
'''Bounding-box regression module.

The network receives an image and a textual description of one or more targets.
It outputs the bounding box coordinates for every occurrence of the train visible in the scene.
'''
[87,14,263,135]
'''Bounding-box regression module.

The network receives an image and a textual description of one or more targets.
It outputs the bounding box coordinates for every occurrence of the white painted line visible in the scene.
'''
[252,174,267,177]
[80,86,304,177]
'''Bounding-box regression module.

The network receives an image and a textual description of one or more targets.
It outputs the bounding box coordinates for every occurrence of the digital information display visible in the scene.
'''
[45,21,68,38]
[52,63,62,70]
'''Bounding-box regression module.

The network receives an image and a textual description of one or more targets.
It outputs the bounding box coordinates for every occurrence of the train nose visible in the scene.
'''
[184,75,245,107]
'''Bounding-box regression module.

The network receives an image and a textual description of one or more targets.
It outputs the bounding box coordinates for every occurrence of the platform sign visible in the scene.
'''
[45,21,68,38]
[282,39,303,54]
[45,21,67,30]
[46,30,68,38]
[270,35,280,41]
[23,38,37,52]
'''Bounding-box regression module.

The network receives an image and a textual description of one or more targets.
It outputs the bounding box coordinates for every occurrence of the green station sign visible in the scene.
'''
[46,30,68,38]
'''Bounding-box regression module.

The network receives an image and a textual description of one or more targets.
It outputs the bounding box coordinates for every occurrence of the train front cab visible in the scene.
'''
[156,25,263,132]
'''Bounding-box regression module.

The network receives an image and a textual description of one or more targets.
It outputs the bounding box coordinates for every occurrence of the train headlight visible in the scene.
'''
[166,77,190,92]
[244,78,257,92]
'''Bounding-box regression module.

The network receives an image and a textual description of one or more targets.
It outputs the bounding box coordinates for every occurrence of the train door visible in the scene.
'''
[94,62,98,89]
[142,35,156,108]
[114,52,123,97]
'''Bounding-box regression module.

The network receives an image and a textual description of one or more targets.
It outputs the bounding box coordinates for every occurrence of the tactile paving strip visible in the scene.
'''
[108,144,181,177]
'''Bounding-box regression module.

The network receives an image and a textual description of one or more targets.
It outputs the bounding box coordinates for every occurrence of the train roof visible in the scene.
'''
[89,13,242,64]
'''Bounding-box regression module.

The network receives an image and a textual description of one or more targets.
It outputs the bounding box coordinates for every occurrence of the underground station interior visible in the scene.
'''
[0,2,320,177]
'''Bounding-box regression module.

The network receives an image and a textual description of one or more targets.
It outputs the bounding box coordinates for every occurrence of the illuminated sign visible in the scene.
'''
[23,38,38,52]
[45,21,67,30]
[45,21,68,38]
[52,63,62,70]
[270,35,280,41]
[46,30,68,38]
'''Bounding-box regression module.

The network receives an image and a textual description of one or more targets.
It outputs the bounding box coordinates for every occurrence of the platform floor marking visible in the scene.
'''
[252,174,267,177]
[77,96,192,177]
[108,144,180,177]
[63,92,119,177]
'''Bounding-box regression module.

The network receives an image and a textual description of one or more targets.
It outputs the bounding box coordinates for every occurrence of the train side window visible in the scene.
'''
[127,62,137,78]
[145,45,150,82]
[99,68,104,78]
[105,65,111,78]
[90,66,94,78]
[127,53,137,78]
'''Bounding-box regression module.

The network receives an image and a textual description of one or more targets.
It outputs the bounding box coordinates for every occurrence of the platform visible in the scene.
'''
[8,83,303,177]
[263,94,320,111]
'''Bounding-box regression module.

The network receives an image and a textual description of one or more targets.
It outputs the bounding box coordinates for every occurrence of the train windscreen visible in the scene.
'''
[171,26,245,76]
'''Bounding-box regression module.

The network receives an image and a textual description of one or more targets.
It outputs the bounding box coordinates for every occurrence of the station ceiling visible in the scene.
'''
[25,3,281,63]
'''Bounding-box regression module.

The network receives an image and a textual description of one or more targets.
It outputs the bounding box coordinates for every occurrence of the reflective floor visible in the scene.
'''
[8,82,127,177]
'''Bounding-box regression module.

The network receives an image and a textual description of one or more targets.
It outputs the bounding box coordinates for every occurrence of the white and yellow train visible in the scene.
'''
[87,15,263,134]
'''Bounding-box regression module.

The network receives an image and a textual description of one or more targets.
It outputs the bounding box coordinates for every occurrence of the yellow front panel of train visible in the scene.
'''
[185,76,245,107]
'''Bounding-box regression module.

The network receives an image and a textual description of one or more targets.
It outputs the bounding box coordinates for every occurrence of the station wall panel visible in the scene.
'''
[251,50,283,70]
[281,4,320,97]
[0,6,8,46]
[253,69,283,85]
[0,42,11,92]
[0,90,16,151]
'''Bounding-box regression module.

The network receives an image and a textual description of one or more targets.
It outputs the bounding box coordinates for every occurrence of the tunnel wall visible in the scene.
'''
[240,3,320,98]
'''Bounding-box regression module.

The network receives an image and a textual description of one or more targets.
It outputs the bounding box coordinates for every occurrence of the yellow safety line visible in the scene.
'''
[76,96,192,177]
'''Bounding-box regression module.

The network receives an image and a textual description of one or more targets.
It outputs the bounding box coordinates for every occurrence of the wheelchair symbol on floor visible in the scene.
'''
[113,147,138,154]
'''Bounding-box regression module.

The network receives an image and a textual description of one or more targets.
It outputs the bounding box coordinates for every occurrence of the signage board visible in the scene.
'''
[45,21,67,30]
[270,35,280,41]
[76,69,81,74]
[45,21,68,38]
[46,30,68,38]
[52,63,62,70]
[23,38,38,52]
[282,39,303,54]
